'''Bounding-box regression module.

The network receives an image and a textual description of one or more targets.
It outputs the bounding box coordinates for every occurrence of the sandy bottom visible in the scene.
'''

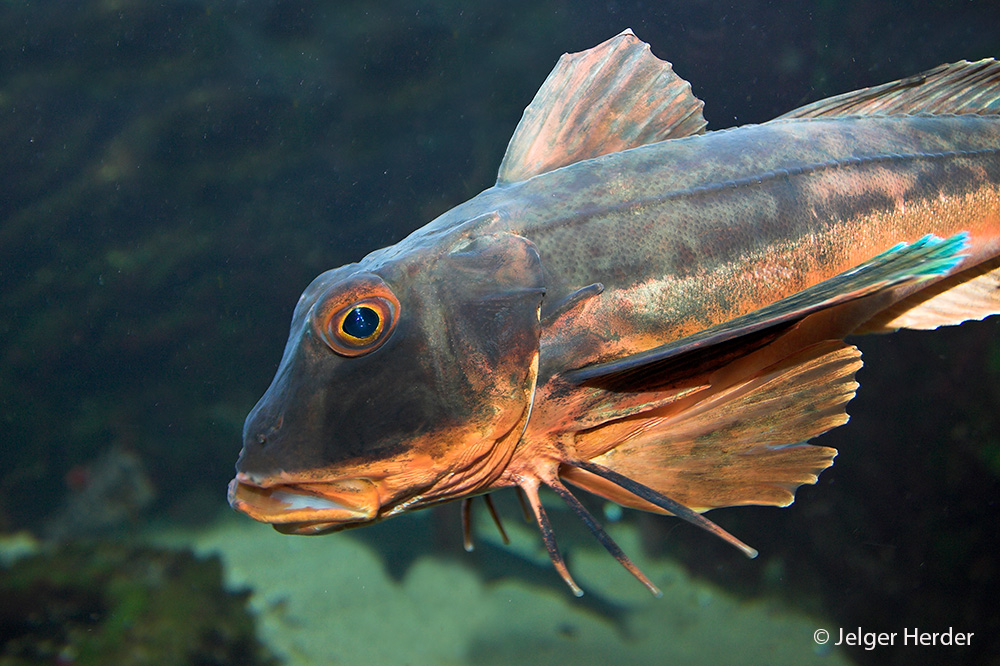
[149,510,850,666]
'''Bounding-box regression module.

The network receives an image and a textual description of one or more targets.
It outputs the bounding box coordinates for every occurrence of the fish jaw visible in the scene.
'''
[227,474,380,534]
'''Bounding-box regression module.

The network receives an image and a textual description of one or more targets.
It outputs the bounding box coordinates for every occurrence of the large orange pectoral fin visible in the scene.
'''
[571,340,860,512]
[517,338,860,597]
[566,233,967,388]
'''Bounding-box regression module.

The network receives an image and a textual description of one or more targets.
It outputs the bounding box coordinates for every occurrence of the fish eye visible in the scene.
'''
[311,274,400,357]
[316,294,398,357]
[326,297,396,356]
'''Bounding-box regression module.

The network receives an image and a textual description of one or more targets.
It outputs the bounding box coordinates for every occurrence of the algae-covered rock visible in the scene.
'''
[0,542,278,666]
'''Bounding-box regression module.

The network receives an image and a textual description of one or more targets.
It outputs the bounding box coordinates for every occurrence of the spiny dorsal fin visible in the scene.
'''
[496,29,707,185]
[778,58,1000,120]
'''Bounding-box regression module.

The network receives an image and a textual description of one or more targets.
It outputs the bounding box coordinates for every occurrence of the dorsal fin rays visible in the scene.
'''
[497,29,707,185]
[777,58,1000,120]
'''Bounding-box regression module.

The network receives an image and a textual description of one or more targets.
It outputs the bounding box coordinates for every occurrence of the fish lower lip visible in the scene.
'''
[227,477,379,526]
[272,521,345,536]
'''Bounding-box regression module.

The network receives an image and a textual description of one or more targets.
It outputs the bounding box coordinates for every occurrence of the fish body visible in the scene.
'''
[229,31,1000,595]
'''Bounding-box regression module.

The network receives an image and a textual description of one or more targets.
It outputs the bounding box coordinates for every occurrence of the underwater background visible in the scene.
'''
[2,1,999,664]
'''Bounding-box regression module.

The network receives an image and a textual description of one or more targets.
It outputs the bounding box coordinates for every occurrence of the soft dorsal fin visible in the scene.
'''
[496,29,707,185]
[778,58,1000,120]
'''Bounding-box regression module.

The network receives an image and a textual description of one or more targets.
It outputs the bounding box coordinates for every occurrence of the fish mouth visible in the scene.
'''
[227,474,380,535]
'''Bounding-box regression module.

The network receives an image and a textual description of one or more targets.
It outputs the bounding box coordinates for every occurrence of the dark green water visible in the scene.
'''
[1,2,999,664]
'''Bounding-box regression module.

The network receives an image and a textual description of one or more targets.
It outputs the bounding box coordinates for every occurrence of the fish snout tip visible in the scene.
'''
[235,470,260,485]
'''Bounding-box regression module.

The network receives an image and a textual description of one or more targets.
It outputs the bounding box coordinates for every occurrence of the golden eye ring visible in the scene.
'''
[311,274,400,357]
[318,295,398,357]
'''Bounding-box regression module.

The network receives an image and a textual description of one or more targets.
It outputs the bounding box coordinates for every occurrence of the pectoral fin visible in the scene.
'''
[566,233,968,387]
[564,340,861,513]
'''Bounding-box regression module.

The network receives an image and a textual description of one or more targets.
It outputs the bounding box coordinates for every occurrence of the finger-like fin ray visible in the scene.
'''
[461,495,512,553]
[521,480,584,597]
[548,477,663,596]
[570,460,758,559]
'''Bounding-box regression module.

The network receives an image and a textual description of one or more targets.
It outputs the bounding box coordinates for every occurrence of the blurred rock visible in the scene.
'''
[0,541,278,666]
[43,448,155,541]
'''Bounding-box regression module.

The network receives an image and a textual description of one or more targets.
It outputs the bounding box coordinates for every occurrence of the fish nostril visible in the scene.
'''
[252,414,284,449]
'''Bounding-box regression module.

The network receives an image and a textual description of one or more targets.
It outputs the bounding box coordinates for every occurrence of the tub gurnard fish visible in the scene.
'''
[229,30,1000,596]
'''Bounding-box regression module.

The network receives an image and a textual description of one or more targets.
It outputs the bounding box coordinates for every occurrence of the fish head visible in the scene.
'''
[229,231,545,535]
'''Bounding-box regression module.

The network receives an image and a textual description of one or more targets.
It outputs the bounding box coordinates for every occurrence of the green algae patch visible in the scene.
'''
[0,542,278,666]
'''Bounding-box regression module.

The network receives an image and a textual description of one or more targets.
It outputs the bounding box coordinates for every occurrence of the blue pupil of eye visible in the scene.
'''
[341,306,380,340]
